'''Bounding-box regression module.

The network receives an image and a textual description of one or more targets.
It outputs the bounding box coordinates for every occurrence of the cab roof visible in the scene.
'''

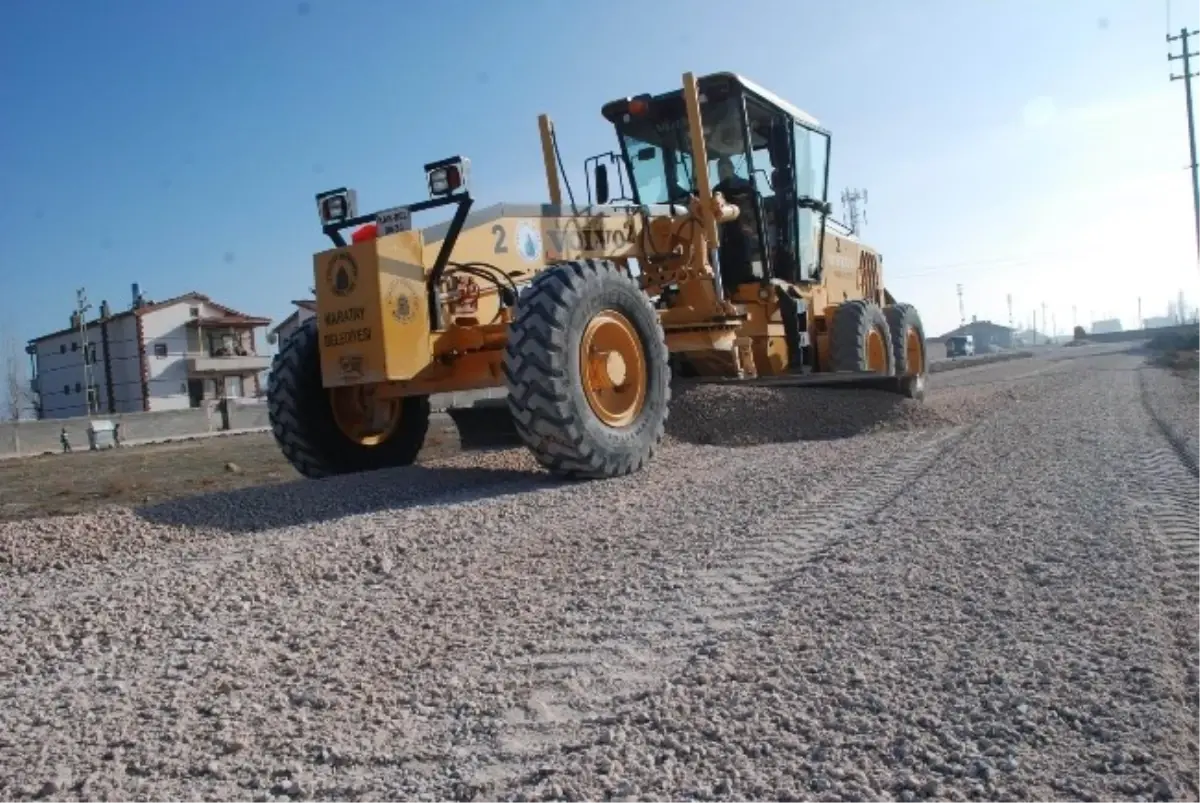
[600,72,821,129]
[716,72,821,128]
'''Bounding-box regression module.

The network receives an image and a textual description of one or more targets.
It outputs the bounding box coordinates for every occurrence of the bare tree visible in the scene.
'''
[1,328,33,422]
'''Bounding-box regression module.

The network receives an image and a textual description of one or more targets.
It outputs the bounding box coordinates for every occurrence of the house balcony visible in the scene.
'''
[185,353,271,376]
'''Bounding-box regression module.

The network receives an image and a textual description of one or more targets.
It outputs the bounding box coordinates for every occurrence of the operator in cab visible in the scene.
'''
[711,155,764,284]
[712,156,753,199]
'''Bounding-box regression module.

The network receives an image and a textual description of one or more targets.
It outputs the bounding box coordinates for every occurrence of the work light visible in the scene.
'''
[316,188,358,226]
[425,157,470,197]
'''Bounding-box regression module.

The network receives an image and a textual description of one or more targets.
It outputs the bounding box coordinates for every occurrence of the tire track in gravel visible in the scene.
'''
[1130,376,1200,800]
[1133,365,1199,595]
[477,424,976,779]
[469,360,1104,786]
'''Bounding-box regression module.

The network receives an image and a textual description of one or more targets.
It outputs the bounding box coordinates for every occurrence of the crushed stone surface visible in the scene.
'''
[0,346,1196,802]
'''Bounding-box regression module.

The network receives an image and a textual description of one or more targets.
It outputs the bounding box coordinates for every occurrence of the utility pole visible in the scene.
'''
[841,188,868,236]
[1032,309,1038,345]
[75,288,96,418]
[1168,26,1200,263]
[1052,313,1057,342]
[957,283,965,326]
[1041,302,1047,342]
[1137,296,1142,328]
[1007,293,1014,330]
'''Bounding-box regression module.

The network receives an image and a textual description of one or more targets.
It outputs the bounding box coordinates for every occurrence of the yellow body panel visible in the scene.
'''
[313,240,390,388]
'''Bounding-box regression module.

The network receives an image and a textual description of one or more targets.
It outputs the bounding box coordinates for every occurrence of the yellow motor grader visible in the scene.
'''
[268,71,927,480]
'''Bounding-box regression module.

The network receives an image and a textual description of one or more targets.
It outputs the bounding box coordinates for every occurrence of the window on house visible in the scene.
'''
[71,342,78,352]
[74,382,82,393]
[63,384,70,395]
[86,344,96,365]
[154,342,168,358]
[59,344,66,354]
[189,306,200,318]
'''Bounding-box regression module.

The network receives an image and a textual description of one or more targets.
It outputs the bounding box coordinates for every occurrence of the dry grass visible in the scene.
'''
[0,417,465,522]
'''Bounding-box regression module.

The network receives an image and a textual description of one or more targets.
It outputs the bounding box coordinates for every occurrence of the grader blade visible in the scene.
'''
[444,402,522,450]
[681,370,924,398]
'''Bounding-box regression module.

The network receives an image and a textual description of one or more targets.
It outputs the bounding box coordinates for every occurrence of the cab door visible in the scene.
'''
[793,122,830,281]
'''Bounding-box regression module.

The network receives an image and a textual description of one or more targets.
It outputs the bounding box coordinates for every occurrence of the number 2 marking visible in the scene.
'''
[492,224,508,254]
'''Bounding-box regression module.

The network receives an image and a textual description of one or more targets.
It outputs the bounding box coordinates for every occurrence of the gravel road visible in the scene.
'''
[1,345,1196,802]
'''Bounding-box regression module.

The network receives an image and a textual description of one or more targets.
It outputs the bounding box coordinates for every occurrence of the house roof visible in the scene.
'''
[28,291,271,345]
[269,300,317,337]
[937,320,1015,340]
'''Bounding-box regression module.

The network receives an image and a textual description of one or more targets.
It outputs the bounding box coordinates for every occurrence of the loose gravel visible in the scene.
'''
[0,347,1196,802]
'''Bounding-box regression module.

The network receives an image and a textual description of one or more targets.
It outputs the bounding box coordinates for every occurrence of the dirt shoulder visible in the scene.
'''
[0,416,467,522]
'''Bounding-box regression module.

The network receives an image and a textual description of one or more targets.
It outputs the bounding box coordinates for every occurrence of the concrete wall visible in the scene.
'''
[1082,323,1198,345]
[226,399,271,431]
[0,406,219,457]
[0,385,508,458]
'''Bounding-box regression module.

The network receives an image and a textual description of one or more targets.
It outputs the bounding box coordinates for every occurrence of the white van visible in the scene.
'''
[945,335,975,358]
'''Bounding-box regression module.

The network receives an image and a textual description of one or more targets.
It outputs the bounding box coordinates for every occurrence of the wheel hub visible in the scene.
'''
[329,385,402,446]
[580,311,647,428]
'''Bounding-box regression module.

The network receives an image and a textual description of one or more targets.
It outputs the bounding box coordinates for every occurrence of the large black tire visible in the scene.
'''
[829,299,895,374]
[503,258,670,479]
[267,317,430,479]
[884,302,928,400]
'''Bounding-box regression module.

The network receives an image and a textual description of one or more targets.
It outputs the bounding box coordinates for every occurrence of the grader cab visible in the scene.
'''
[267,71,927,480]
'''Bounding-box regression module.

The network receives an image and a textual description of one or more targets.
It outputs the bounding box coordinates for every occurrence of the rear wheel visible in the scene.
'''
[503,258,670,479]
[829,299,895,375]
[268,317,430,478]
[884,302,928,400]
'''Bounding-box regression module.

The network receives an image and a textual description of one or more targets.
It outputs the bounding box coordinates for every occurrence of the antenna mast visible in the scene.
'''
[841,187,868,236]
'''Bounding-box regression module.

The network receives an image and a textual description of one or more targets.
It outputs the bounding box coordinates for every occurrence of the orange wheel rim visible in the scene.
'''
[579,310,648,427]
[905,328,924,376]
[329,386,402,446]
[866,328,888,373]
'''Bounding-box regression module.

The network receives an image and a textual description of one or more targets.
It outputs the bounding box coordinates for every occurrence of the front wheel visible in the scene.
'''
[267,317,430,479]
[502,258,670,479]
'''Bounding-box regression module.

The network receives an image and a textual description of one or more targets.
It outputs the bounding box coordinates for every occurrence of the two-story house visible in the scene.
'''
[28,285,273,420]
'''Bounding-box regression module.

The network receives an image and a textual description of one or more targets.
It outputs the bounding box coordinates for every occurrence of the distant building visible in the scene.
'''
[1091,318,1122,334]
[935,320,1015,352]
[268,300,317,348]
[1143,316,1174,330]
[27,285,272,420]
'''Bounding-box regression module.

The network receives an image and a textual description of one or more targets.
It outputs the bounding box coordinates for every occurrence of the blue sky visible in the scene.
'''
[1,0,1197,354]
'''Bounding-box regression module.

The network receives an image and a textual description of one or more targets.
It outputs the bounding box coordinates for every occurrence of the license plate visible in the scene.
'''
[376,206,412,237]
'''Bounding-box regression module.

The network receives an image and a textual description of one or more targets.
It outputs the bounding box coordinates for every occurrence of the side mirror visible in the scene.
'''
[594,164,610,205]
